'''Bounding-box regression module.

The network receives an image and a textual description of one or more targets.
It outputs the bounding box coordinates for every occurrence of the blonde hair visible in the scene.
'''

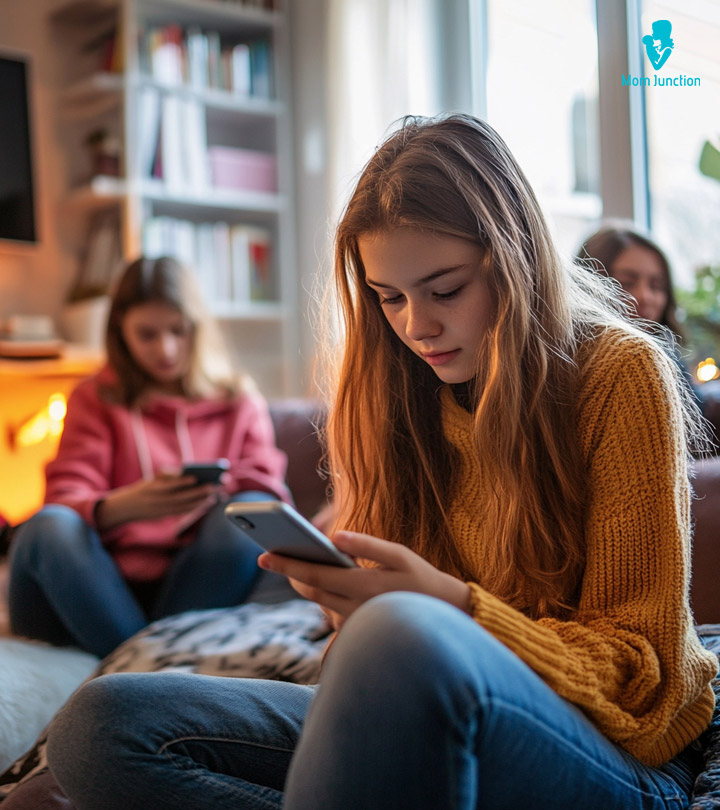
[321,114,707,618]
[104,256,245,405]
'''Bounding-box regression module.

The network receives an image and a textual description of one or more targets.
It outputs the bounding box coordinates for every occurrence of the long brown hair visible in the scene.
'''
[321,114,699,619]
[104,256,242,405]
[576,223,684,337]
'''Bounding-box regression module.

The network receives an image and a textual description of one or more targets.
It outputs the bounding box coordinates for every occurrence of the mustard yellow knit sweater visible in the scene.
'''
[441,330,717,767]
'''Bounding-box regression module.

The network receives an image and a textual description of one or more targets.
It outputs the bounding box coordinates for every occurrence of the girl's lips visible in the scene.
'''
[422,349,461,366]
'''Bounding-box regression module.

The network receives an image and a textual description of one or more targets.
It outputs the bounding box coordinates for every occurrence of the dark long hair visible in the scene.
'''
[576,224,683,337]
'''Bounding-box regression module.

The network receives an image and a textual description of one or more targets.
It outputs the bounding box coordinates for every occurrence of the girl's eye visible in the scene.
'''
[379,293,404,306]
[434,286,463,300]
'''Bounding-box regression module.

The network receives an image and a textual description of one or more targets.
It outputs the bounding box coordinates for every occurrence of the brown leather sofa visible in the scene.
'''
[269,400,720,626]
[691,457,720,625]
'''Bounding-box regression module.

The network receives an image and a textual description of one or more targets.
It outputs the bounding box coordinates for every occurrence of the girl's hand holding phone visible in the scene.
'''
[258,530,472,626]
[95,472,219,530]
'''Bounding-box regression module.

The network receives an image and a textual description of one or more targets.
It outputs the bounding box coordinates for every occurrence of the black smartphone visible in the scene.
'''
[225,500,357,568]
[181,459,230,484]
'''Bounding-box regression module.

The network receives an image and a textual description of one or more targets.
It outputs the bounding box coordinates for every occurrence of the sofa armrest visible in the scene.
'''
[691,457,720,625]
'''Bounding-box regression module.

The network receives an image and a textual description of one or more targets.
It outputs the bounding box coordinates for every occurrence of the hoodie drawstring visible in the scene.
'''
[130,408,195,480]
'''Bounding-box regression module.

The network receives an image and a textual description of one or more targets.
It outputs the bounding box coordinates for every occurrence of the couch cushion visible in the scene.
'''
[269,399,328,519]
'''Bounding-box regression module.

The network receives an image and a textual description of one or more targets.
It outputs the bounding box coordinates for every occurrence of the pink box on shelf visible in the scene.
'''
[207,146,277,193]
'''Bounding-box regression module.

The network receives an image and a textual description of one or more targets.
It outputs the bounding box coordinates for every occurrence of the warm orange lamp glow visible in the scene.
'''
[11,393,67,448]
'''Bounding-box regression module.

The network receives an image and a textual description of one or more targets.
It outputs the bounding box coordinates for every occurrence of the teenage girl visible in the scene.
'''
[577,223,706,414]
[9,256,290,658]
[47,116,717,809]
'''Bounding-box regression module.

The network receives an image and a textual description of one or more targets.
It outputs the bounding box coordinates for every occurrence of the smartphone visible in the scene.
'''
[225,500,357,568]
[181,459,230,484]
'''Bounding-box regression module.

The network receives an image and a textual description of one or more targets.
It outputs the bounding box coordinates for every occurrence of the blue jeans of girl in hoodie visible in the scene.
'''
[8,491,269,658]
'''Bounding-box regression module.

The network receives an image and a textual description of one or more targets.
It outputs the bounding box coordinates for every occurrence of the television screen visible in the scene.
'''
[0,55,37,244]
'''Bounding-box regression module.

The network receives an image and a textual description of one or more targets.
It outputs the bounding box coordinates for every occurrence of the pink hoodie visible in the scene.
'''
[44,367,290,582]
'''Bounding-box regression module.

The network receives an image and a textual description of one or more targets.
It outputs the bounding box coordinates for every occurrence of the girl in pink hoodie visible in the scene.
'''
[8,256,290,657]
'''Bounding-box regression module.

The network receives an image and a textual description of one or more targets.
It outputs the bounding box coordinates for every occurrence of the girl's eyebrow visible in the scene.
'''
[366,265,466,289]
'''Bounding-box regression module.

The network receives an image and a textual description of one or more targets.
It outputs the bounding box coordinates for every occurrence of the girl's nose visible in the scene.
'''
[405,302,441,341]
[159,332,179,359]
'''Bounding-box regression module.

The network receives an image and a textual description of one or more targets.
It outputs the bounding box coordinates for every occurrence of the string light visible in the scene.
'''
[697,358,720,383]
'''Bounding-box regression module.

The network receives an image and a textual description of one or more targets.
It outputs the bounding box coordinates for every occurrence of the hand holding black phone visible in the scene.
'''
[181,459,230,485]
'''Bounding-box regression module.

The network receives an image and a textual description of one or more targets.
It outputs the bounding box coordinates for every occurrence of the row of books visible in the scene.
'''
[137,88,208,191]
[215,0,281,9]
[195,0,280,10]
[138,24,273,98]
[143,217,275,305]
[136,86,276,194]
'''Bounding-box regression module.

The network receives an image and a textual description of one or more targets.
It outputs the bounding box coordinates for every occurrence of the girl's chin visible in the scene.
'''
[148,368,184,386]
[431,368,475,384]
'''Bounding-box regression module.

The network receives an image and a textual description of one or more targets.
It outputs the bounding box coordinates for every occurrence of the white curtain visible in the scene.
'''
[325,0,446,217]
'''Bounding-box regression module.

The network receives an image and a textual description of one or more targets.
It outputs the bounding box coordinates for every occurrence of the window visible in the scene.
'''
[641,0,720,288]
[484,0,601,255]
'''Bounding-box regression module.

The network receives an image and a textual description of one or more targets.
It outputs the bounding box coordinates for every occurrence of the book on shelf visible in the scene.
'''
[247,226,273,300]
[139,23,273,97]
[181,97,208,191]
[136,85,162,179]
[148,24,184,85]
[249,39,273,98]
[82,21,123,74]
[70,211,123,301]
[231,43,252,96]
[231,224,274,301]
[186,27,209,90]
[160,94,184,190]
[206,31,223,90]
[213,221,233,299]
[154,94,208,191]
[142,217,275,307]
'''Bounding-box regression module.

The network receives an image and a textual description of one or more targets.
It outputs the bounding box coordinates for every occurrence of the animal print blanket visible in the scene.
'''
[0,599,329,807]
[1,608,718,809]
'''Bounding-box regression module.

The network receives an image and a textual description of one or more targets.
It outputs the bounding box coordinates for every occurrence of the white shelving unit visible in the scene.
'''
[50,0,299,397]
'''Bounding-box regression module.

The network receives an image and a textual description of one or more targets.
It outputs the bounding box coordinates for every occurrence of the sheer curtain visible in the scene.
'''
[325,0,447,216]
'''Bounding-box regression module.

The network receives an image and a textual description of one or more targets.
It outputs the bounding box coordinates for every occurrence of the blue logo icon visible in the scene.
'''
[642,20,674,70]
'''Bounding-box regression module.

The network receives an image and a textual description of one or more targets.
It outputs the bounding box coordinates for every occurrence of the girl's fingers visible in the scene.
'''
[331,531,411,568]
[258,552,372,598]
[286,578,356,615]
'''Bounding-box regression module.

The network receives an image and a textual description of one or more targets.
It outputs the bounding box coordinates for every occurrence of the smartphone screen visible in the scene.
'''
[181,459,230,484]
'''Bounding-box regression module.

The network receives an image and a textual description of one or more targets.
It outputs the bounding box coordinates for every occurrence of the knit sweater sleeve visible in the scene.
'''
[466,334,717,766]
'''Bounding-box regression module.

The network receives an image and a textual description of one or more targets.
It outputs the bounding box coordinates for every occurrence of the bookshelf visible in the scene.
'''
[50,0,299,397]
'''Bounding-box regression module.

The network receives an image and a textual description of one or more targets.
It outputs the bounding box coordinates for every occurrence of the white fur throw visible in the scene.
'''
[0,599,328,802]
[0,641,98,774]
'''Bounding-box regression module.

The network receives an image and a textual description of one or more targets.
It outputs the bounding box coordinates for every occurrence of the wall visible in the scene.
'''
[289,0,332,395]
[0,0,76,326]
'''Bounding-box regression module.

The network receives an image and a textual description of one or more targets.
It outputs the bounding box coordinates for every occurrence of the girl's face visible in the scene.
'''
[360,229,493,384]
[609,245,669,324]
[121,302,194,391]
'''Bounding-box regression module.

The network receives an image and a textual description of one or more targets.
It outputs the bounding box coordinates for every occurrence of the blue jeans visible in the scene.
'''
[46,593,701,809]
[8,492,269,658]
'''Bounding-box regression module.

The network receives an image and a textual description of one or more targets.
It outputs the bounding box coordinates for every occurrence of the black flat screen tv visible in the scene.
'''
[0,54,37,245]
